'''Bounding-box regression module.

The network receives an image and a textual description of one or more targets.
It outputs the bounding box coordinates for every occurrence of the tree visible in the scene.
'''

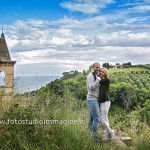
[102,62,110,69]
[118,82,136,112]
[83,70,86,76]
[122,62,132,68]
[62,70,80,79]
[140,99,150,125]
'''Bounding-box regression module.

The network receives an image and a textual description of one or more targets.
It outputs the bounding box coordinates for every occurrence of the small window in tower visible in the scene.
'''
[0,71,5,88]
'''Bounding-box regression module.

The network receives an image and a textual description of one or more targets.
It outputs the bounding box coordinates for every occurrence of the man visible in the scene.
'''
[87,62,101,142]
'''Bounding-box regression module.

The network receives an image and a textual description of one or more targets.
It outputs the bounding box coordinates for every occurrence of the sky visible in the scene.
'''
[0,0,150,76]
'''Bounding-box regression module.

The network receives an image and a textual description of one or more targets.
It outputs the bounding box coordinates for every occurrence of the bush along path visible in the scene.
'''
[0,94,134,150]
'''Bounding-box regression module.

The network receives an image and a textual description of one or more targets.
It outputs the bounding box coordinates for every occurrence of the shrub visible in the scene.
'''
[139,99,150,125]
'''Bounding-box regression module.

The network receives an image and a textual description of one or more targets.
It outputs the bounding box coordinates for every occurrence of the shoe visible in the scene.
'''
[109,130,115,140]
[102,136,109,141]
[93,134,100,144]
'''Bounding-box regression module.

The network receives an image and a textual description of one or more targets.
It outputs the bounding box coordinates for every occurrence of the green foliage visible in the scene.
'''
[139,99,150,125]
[0,103,38,149]
[0,96,115,150]
[102,62,110,69]
[109,84,119,103]
[1,64,150,149]
[134,123,150,150]
[62,70,80,79]
[122,62,132,68]
[1,64,150,150]
[38,74,87,101]
[133,64,150,70]
[35,65,150,113]
[109,68,150,111]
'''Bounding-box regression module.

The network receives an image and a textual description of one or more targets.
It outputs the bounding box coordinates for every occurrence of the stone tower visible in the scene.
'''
[0,30,16,99]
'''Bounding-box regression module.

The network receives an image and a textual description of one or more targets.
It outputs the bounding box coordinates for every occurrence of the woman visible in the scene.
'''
[98,68,115,140]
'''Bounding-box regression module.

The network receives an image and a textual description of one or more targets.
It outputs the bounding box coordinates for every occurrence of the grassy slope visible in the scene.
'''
[0,66,150,150]
[108,67,147,73]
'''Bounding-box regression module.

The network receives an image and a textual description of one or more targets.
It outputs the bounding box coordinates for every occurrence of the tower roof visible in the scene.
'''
[0,31,11,61]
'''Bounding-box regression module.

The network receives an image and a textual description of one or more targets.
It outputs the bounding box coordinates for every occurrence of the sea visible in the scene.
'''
[14,76,60,94]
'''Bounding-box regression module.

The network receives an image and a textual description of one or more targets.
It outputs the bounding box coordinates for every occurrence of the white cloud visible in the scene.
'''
[124,17,149,23]
[1,0,150,76]
[61,2,99,14]
[60,0,115,14]
[3,12,150,75]
[132,5,150,12]
[57,28,72,36]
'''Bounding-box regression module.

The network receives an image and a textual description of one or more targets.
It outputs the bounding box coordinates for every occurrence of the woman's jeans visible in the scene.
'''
[100,110,111,134]
[87,100,100,138]
[100,101,112,135]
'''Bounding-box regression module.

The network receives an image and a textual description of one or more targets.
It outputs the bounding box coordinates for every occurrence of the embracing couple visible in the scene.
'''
[87,62,115,143]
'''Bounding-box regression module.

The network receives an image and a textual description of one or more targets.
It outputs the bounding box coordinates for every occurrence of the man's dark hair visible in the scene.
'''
[93,62,100,68]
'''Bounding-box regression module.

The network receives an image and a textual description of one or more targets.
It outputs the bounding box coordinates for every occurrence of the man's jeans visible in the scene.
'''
[87,100,100,139]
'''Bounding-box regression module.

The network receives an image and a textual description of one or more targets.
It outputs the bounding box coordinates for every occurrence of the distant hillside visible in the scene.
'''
[35,64,150,125]
[109,67,149,111]
[37,65,149,106]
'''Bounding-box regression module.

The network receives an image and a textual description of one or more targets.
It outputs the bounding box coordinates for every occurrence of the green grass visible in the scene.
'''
[0,95,122,150]
[1,94,150,150]
[108,67,148,74]
[0,65,150,150]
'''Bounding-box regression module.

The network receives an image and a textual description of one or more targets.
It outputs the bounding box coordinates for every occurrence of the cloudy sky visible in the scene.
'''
[0,0,150,76]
